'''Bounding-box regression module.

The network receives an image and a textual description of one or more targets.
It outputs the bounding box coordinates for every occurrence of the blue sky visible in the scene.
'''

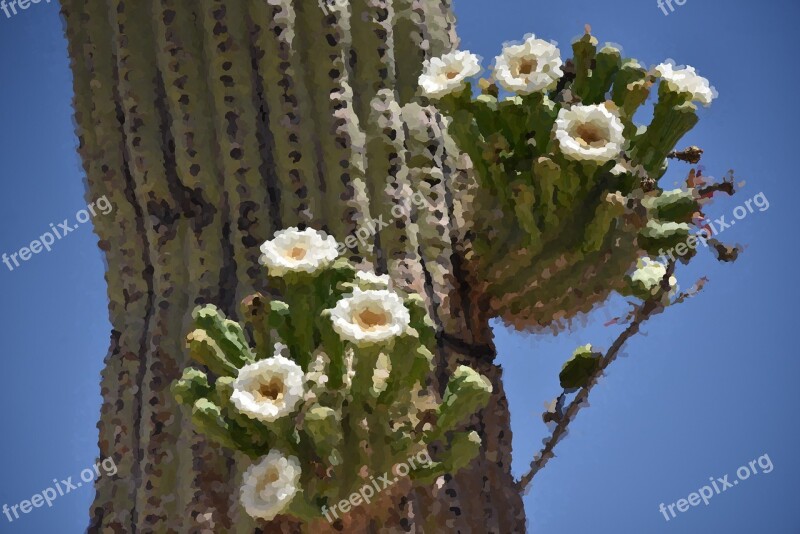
[0,0,797,532]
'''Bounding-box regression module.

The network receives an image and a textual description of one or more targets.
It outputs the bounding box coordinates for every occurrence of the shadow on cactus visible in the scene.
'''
[418,28,732,330]
[171,228,491,522]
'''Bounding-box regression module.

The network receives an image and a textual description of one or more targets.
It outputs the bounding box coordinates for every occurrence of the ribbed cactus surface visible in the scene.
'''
[63,0,525,532]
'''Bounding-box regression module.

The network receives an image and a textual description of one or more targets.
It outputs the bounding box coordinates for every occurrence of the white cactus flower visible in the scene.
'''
[259,227,339,277]
[419,50,482,99]
[630,257,678,296]
[554,104,625,164]
[328,288,410,346]
[232,356,305,423]
[493,35,563,94]
[240,450,301,520]
[655,62,716,106]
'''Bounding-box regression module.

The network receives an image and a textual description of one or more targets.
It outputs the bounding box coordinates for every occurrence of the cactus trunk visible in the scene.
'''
[63,0,526,532]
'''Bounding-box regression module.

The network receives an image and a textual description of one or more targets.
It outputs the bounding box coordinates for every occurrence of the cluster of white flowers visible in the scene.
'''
[232,353,306,519]
[240,450,302,521]
[419,35,563,99]
[237,230,419,519]
[418,40,716,108]
[655,62,716,106]
[630,257,678,296]
[260,229,411,348]
[553,104,625,164]
[417,38,716,171]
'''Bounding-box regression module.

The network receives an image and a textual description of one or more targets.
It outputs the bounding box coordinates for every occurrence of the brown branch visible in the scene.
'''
[516,272,706,494]
[697,170,737,198]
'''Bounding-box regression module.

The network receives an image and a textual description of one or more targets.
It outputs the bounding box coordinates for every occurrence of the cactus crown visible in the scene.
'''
[420,30,727,329]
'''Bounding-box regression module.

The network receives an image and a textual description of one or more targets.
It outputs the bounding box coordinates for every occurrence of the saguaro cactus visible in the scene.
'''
[64,0,526,531]
[63,0,732,532]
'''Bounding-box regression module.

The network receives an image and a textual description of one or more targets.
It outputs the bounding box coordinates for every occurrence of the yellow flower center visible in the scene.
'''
[256,468,281,494]
[255,378,285,403]
[574,124,607,147]
[286,246,307,260]
[513,58,538,77]
[354,307,389,331]
[446,70,461,80]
